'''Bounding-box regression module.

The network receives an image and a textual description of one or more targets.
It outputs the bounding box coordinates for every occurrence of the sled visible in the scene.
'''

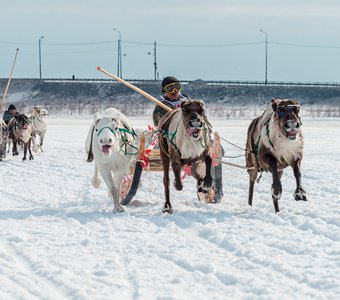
[120,131,224,205]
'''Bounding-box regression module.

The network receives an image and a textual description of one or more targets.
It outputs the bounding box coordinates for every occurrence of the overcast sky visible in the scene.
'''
[1,0,340,82]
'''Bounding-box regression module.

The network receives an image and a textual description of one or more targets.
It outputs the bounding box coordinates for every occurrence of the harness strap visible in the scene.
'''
[254,119,275,160]
[97,126,116,136]
[97,126,138,156]
[118,127,139,156]
[265,121,275,149]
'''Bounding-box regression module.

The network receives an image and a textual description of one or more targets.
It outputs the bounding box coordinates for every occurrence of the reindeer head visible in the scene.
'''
[272,98,302,141]
[180,100,206,140]
[15,114,30,129]
[33,106,48,119]
[93,113,120,156]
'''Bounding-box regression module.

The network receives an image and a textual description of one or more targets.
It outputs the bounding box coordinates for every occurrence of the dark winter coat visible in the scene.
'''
[152,93,189,126]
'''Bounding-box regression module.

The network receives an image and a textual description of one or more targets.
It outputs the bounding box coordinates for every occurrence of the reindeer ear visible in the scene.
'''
[180,100,189,113]
[198,100,205,111]
[113,115,120,124]
[93,112,101,122]
[271,99,280,111]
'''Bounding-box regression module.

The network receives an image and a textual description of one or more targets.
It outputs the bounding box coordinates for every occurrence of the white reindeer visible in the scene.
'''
[85,108,137,213]
[30,106,48,152]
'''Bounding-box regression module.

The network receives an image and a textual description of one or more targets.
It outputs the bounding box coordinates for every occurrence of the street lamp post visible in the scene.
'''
[113,28,122,78]
[260,29,268,85]
[39,36,44,79]
[148,41,158,80]
[153,41,158,81]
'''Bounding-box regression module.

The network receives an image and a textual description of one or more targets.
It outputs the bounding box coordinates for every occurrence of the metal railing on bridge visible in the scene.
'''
[41,78,340,88]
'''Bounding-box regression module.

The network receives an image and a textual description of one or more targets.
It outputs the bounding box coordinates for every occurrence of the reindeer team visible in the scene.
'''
[0,105,48,161]
[85,97,307,214]
[1,96,307,214]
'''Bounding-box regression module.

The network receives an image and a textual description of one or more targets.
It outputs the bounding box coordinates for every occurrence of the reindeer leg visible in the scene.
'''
[91,163,101,188]
[190,162,204,194]
[267,155,282,213]
[160,149,173,214]
[32,133,38,152]
[13,140,19,156]
[22,142,28,161]
[99,168,125,213]
[171,160,183,191]
[248,178,255,206]
[292,160,307,201]
[40,133,44,152]
[28,139,34,160]
[202,153,213,192]
[247,167,258,206]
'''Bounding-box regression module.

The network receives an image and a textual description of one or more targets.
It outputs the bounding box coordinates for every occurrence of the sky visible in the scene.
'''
[0,117,339,298]
[1,0,340,82]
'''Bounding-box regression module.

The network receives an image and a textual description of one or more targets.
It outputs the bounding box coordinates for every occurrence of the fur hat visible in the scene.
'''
[161,76,179,93]
[8,104,17,111]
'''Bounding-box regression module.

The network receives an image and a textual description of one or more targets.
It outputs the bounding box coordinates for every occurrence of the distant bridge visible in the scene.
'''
[42,78,340,88]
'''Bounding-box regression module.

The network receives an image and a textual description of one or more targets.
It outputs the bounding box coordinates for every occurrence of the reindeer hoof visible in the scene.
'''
[22,157,27,161]
[113,205,125,213]
[91,177,101,188]
[173,180,183,191]
[29,156,34,160]
[294,188,307,201]
[162,205,174,214]
[197,180,212,194]
[13,151,19,156]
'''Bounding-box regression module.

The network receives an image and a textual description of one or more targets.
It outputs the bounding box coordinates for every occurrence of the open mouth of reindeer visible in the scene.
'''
[283,120,300,141]
[101,145,112,154]
[186,119,203,139]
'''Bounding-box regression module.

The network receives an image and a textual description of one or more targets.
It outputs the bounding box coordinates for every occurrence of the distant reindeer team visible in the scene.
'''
[86,97,307,214]
[0,105,48,161]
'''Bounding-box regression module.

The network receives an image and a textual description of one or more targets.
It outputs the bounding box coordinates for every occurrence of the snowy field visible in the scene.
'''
[0,116,339,299]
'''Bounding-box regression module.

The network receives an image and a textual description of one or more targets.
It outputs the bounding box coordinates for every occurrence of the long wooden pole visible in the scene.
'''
[0,48,19,114]
[97,66,172,113]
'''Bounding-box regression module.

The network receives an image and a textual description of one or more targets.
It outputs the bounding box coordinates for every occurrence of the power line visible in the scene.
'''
[1,39,340,49]
[271,41,340,49]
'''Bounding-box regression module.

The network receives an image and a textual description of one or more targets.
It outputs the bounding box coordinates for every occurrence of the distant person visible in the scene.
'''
[72,75,75,80]
[3,104,19,125]
[152,76,189,127]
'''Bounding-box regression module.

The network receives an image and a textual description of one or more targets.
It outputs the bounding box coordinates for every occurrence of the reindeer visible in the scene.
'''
[85,108,137,213]
[30,106,48,152]
[8,114,34,161]
[158,100,213,213]
[245,98,307,212]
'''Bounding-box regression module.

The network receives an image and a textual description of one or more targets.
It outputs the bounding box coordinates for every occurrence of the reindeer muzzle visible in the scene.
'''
[187,119,203,139]
[284,120,300,140]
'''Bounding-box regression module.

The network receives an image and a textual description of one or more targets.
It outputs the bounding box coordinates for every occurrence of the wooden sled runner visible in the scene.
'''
[120,131,224,205]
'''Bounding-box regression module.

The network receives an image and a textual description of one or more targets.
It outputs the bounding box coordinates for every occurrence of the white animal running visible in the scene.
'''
[85,108,137,213]
[30,106,48,152]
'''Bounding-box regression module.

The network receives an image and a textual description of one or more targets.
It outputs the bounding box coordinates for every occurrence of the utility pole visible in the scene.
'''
[113,28,122,78]
[39,36,44,80]
[260,29,268,85]
[153,41,158,81]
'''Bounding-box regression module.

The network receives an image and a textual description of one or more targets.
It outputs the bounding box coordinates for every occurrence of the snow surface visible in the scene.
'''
[0,117,339,299]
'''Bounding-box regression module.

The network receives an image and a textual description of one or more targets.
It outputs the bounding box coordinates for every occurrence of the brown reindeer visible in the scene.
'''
[158,100,213,213]
[245,98,307,212]
[8,114,34,161]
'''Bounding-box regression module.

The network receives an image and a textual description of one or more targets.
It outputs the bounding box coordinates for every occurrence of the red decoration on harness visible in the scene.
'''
[145,139,158,155]
[211,153,219,167]
[181,165,192,180]
[139,154,149,168]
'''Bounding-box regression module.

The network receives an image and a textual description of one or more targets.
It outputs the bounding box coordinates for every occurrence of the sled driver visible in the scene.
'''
[3,104,19,125]
[152,76,189,127]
